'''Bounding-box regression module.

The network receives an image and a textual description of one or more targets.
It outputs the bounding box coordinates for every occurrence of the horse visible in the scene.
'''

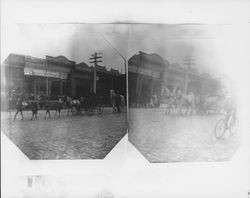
[63,96,73,116]
[178,92,196,116]
[29,100,39,120]
[52,97,65,118]
[13,98,39,120]
[165,88,182,115]
[160,86,171,101]
[43,97,64,118]
[64,96,83,115]
[37,94,46,110]
[72,99,82,114]
[164,89,195,116]
[148,94,160,108]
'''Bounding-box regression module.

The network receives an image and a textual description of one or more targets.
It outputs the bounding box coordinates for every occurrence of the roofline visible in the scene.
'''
[4,53,123,75]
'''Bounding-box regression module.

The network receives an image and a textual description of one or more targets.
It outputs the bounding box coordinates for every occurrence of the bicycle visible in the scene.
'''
[214,112,238,139]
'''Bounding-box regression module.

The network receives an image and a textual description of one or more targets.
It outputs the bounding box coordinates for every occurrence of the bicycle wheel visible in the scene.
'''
[230,117,238,134]
[214,119,226,139]
[97,105,103,114]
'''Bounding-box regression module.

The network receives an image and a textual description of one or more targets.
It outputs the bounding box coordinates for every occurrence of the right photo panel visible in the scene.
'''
[128,24,240,163]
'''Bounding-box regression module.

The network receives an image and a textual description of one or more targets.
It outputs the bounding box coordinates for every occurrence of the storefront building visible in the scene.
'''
[163,63,185,91]
[4,54,74,98]
[128,51,167,105]
[3,53,125,104]
[128,51,221,105]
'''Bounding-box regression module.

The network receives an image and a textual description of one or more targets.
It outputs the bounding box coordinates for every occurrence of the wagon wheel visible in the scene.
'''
[214,119,226,139]
[97,105,103,114]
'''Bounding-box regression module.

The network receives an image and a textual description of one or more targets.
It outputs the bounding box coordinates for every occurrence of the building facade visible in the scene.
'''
[3,53,125,104]
[128,51,221,105]
[128,51,167,105]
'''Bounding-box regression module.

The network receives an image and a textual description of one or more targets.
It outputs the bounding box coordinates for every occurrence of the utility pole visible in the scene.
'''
[183,56,195,94]
[101,34,127,97]
[45,60,49,96]
[101,34,128,128]
[89,53,102,93]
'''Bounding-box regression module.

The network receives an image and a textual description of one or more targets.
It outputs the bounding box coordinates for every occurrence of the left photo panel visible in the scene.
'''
[1,24,128,159]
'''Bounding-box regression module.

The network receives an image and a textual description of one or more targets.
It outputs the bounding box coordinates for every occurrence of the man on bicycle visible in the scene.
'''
[224,95,237,130]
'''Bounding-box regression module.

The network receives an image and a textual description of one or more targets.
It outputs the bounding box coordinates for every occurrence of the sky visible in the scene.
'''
[1,23,249,80]
[1,24,129,74]
[127,24,249,80]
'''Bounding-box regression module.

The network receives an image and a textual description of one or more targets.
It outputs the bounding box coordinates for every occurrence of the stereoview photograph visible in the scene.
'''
[1,24,128,159]
[128,24,240,162]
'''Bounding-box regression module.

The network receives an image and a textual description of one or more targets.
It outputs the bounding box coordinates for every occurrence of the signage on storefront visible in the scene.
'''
[46,71,60,78]
[24,68,33,75]
[59,73,67,79]
[24,68,67,79]
[129,65,161,79]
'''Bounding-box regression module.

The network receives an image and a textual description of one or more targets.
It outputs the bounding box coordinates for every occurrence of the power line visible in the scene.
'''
[183,56,195,69]
[89,52,103,66]
[183,56,196,94]
[89,53,103,93]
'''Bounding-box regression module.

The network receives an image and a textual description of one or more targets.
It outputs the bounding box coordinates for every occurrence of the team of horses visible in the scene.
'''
[131,87,225,116]
[9,90,127,120]
[160,87,225,116]
[10,94,104,120]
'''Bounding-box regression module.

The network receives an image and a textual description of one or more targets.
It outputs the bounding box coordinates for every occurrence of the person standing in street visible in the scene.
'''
[30,100,38,120]
[120,94,125,111]
[44,98,51,119]
[110,89,116,112]
[115,90,122,113]
[13,97,24,121]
